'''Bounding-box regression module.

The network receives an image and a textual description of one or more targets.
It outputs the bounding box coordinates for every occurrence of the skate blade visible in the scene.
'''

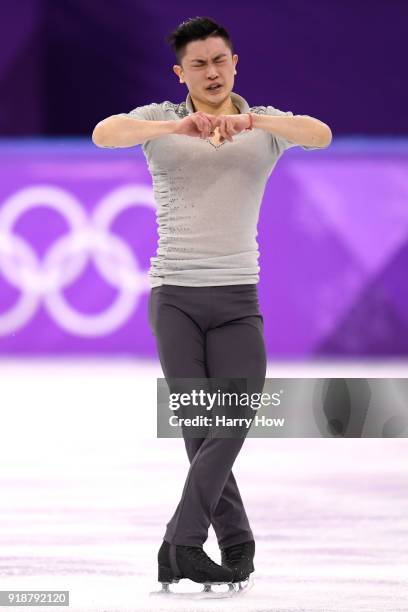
[149,576,254,600]
[230,574,255,595]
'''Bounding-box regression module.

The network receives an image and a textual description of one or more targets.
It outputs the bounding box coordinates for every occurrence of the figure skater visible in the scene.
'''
[92,15,332,594]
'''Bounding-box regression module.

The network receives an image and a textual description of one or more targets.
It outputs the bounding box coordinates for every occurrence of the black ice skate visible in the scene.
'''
[220,539,255,586]
[151,540,237,599]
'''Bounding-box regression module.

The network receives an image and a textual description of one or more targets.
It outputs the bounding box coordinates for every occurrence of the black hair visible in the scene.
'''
[166,16,234,65]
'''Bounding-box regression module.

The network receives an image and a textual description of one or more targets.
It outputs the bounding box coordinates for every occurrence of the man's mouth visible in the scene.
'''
[206,83,222,92]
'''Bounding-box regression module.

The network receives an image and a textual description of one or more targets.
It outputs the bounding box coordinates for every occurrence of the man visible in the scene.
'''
[92,16,332,592]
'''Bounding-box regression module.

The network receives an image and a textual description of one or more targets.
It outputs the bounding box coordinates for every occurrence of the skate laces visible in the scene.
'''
[183,546,218,568]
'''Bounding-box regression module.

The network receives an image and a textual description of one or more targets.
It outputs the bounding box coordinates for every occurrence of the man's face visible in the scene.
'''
[174,36,238,105]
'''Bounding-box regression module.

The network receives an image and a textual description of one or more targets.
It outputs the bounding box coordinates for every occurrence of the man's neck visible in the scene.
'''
[189,93,240,116]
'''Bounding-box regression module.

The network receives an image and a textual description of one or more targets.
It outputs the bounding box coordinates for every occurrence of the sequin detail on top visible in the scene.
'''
[149,166,197,281]
[250,106,268,115]
[163,100,189,119]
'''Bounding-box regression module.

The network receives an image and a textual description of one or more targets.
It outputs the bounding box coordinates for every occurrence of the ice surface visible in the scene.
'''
[0,359,407,611]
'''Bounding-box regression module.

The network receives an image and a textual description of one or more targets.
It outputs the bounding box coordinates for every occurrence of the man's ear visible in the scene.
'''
[173,65,184,83]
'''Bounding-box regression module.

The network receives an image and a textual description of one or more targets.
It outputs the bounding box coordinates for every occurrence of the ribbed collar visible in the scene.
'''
[185,90,250,115]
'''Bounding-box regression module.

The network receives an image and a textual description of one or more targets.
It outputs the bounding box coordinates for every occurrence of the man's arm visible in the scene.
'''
[250,113,332,149]
[92,115,179,148]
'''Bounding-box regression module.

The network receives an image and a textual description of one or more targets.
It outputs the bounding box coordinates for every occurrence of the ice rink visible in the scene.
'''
[0,359,407,612]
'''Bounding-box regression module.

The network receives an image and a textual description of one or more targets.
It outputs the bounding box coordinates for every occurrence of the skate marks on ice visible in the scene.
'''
[1,438,408,611]
[150,575,254,600]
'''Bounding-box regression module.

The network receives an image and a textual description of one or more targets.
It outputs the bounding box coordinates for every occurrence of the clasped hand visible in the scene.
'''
[189,111,251,143]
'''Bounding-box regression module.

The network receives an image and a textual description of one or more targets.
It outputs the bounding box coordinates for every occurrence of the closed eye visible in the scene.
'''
[192,59,226,67]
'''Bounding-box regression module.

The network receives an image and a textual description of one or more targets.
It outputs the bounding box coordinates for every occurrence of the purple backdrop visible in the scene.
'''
[0,1,406,137]
[0,139,407,357]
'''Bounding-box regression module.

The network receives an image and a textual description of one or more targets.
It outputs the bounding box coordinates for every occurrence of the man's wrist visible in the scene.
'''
[169,120,182,135]
[249,112,264,129]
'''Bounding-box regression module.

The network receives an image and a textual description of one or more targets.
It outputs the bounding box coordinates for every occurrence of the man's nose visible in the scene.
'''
[206,65,219,78]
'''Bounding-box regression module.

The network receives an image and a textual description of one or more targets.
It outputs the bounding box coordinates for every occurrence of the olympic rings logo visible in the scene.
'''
[0,184,156,337]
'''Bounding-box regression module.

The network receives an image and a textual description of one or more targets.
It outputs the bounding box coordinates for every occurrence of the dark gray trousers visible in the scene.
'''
[148,283,267,548]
